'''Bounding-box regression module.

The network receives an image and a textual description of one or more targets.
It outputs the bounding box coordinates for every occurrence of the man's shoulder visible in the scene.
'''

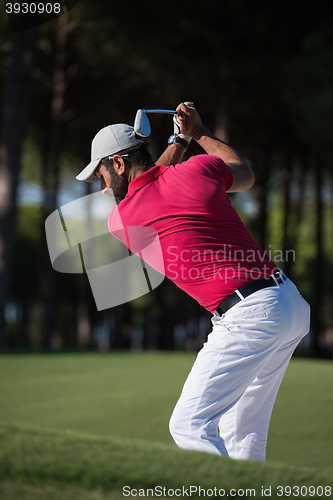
[179,154,227,171]
[183,153,224,164]
[177,154,229,174]
[174,154,232,190]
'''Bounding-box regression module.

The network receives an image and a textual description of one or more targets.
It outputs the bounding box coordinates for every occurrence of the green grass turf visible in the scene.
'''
[268,359,333,469]
[0,478,126,500]
[0,423,332,500]
[0,353,332,499]
[0,352,194,443]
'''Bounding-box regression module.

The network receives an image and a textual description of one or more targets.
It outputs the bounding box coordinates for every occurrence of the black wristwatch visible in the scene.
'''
[167,134,189,150]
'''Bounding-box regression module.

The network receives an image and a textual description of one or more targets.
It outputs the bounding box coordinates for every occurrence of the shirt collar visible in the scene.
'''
[126,165,168,196]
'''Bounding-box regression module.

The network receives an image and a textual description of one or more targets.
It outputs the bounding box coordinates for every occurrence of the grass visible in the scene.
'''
[0,422,332,499]
[0,353,332,499]
[0,352,194,443]
[0,479,126,500]
[268,359,333,468]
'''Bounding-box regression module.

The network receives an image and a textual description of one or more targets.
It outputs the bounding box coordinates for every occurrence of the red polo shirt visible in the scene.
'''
[108,155,276,313]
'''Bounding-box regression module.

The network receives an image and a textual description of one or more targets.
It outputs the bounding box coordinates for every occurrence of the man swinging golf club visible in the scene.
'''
[76,102,310,461]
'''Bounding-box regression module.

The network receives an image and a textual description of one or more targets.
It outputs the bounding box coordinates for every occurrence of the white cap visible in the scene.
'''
[76,124,143,182]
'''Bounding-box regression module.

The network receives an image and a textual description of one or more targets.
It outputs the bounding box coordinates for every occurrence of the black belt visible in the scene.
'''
[214,270,287,317]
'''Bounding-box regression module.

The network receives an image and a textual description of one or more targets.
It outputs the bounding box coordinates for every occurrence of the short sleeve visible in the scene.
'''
[180,155,233,192]
[202,155,233,191]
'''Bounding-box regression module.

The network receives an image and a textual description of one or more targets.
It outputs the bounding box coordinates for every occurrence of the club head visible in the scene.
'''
[134,109,151,137]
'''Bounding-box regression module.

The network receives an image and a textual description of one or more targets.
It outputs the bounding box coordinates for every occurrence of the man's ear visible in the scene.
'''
[112,155,127,176]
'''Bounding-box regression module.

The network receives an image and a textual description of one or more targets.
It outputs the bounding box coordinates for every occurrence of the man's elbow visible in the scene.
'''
[240,168,255,192]
[228,164,255,192]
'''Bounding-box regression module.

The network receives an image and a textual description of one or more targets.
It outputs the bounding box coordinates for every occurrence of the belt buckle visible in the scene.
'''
[272,269,285,285]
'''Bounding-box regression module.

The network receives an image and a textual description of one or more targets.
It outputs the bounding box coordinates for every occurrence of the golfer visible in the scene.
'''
[76,103,310,461]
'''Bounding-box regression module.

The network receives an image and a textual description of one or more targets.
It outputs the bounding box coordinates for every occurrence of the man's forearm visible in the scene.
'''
[193,126,254,192]
[156,143,186,166]
[193,126,245,166]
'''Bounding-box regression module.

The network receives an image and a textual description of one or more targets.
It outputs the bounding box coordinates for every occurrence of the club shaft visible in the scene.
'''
[143,109,182,115]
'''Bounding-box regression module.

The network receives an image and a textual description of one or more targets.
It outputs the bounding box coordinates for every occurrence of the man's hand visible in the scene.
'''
[176,102,254,192]
[156,102,197,167]
[173,101,194,144]
[175,103,204,140]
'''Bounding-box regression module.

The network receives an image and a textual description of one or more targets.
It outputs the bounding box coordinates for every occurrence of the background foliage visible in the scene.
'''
[1,0,333,357]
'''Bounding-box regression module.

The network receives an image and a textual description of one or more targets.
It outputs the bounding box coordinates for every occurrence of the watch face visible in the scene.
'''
[168,134,177,145]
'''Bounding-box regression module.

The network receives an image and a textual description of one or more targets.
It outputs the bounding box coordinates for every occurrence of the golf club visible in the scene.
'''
[134,109,183,137]
[134,103,194,138]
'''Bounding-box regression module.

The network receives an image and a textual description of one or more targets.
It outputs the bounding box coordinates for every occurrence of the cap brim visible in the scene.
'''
[76,159,101,182]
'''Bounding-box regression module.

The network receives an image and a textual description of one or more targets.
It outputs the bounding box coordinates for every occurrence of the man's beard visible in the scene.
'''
[108,165,129,204]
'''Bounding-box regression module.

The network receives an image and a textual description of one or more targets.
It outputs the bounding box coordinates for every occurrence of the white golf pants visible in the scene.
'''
[169,277,310,461]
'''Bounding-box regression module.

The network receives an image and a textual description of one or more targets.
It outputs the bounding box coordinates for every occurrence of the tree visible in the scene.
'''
[38,12,70,348]
[0,26,37,345]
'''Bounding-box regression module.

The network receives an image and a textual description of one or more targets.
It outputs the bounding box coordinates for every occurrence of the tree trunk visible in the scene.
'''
[77,182,93,348]
[282,147,293,276]
[287,155,308,280]
[40,13,68,348]
[251,151,270,250]
[214,91,229,144]
[311,163,325,357]
[0,28,37,346]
